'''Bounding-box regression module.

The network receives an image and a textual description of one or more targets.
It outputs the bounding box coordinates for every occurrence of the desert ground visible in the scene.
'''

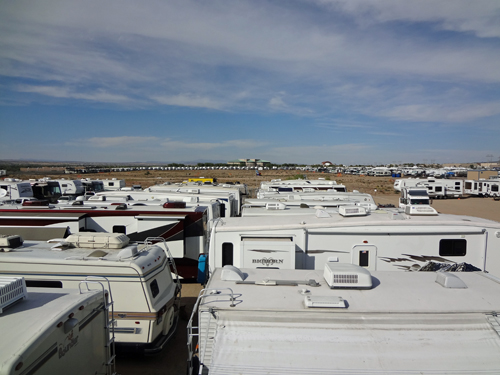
[17,168,500,221]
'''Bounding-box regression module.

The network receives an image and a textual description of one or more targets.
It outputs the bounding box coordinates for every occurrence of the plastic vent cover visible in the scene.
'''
[338,206,367,217]
[323,263,372,289]
[405,205,438,216]
[65,232,130,249]
[0,277,27,314]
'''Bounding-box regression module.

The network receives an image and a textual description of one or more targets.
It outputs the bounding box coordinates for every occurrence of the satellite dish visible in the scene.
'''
[0,189,8,198]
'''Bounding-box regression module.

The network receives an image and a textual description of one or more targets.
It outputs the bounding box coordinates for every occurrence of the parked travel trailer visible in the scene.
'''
[253,192,377,210]
[0,203,210,279]
[0,234,181,354]
[146,184,243,216]
[0,180,34,202]
[102,178,126,191]
[416,179,464,199]
[0,277,116,375]
[398,187,430,208]
[206,207,500,278]
[99,189,237,217]
[259,179,347,193]
[188,265,500,374]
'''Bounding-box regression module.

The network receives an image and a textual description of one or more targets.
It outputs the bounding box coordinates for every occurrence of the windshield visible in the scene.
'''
[410,198,430,205]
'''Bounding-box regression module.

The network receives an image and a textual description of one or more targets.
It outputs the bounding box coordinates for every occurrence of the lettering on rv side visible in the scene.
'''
[58,330,79,358]
[252,258,284,267]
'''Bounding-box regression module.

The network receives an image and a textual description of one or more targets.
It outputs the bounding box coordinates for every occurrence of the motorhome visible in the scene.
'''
[30,179,84,202]
[398,187,430,208]
[0,277,116,375]
[188,265,500,374]
[0,234,181,355]
[205,207,500,278]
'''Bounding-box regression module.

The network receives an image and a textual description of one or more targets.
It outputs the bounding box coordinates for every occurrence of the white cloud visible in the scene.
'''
[16,85,132,104]
[152,94,224,110]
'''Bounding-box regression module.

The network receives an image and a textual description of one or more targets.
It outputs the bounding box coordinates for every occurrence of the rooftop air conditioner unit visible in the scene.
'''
[338,206,367,217]
[323,263,372,289]
[64,232,130,249]
[0,277,27,314]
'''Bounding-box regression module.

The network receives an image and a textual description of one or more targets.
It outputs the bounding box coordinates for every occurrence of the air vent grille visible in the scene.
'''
[333,274,358,284]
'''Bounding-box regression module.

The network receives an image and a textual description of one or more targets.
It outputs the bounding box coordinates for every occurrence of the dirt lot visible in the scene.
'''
[16,169,500,222]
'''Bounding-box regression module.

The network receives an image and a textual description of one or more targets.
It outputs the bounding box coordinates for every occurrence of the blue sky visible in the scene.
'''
[1,0,499,165]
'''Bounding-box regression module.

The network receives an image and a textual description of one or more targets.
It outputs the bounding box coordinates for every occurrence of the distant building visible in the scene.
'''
[0,170,6,177]
[228,159,271,167]
[467,170,498,180]
[322,161,333,166]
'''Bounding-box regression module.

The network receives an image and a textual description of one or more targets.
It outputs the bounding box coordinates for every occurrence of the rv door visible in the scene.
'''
[351,245,377,270]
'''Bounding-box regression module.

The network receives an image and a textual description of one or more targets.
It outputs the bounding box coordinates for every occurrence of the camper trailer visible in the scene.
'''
[0,277,116,375]
[188,265,500,374]
[0,234,181,354]
[206,207,500,278]
[0,180,34,202]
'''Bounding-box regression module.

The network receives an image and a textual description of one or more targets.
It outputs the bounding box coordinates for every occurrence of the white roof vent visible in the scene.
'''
[405,205,438,216]
[304,295,346,308]
[65,233,130,249]
[265,202,286,210]
[338,206,367,217]
[117,245,139,259]
[0,277,27,314]
[315,209,332,218]
[323,263,372,289]
[435,272,467,289]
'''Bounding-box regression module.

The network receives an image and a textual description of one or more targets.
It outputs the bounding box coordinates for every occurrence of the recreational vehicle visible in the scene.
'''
[0,203,210,279]
[0,277,116,375]
[398,187,430,208]
[206,207,500,278]
[0,180,34,202]
[188,265,500,374]
[0,234,181,354]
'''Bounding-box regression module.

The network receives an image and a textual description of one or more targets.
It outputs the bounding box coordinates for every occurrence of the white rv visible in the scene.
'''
[0,234,181,355]
[250,192,378,211]
[188,265,500,374]
[102,178,126,191]
[0,277,116,375]
[259,178,347,194]
[398,187,430,208]
[206,207,500,278]
[0,180,34,202]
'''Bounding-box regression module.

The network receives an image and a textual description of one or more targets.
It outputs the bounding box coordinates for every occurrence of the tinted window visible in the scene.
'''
[222,243,233,266]
[150,279,159,298]
[439,239,466,256]
[26,280,63,288]
[359,251,369,267]
[113,225,126,234]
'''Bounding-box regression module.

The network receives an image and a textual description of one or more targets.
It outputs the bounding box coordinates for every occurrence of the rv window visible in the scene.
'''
[150,279,160,298]
[359,251,369,267]
[113,225,126,234]
[439,239,466,256]
[222,243,233,266]
[26,280,63,288]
